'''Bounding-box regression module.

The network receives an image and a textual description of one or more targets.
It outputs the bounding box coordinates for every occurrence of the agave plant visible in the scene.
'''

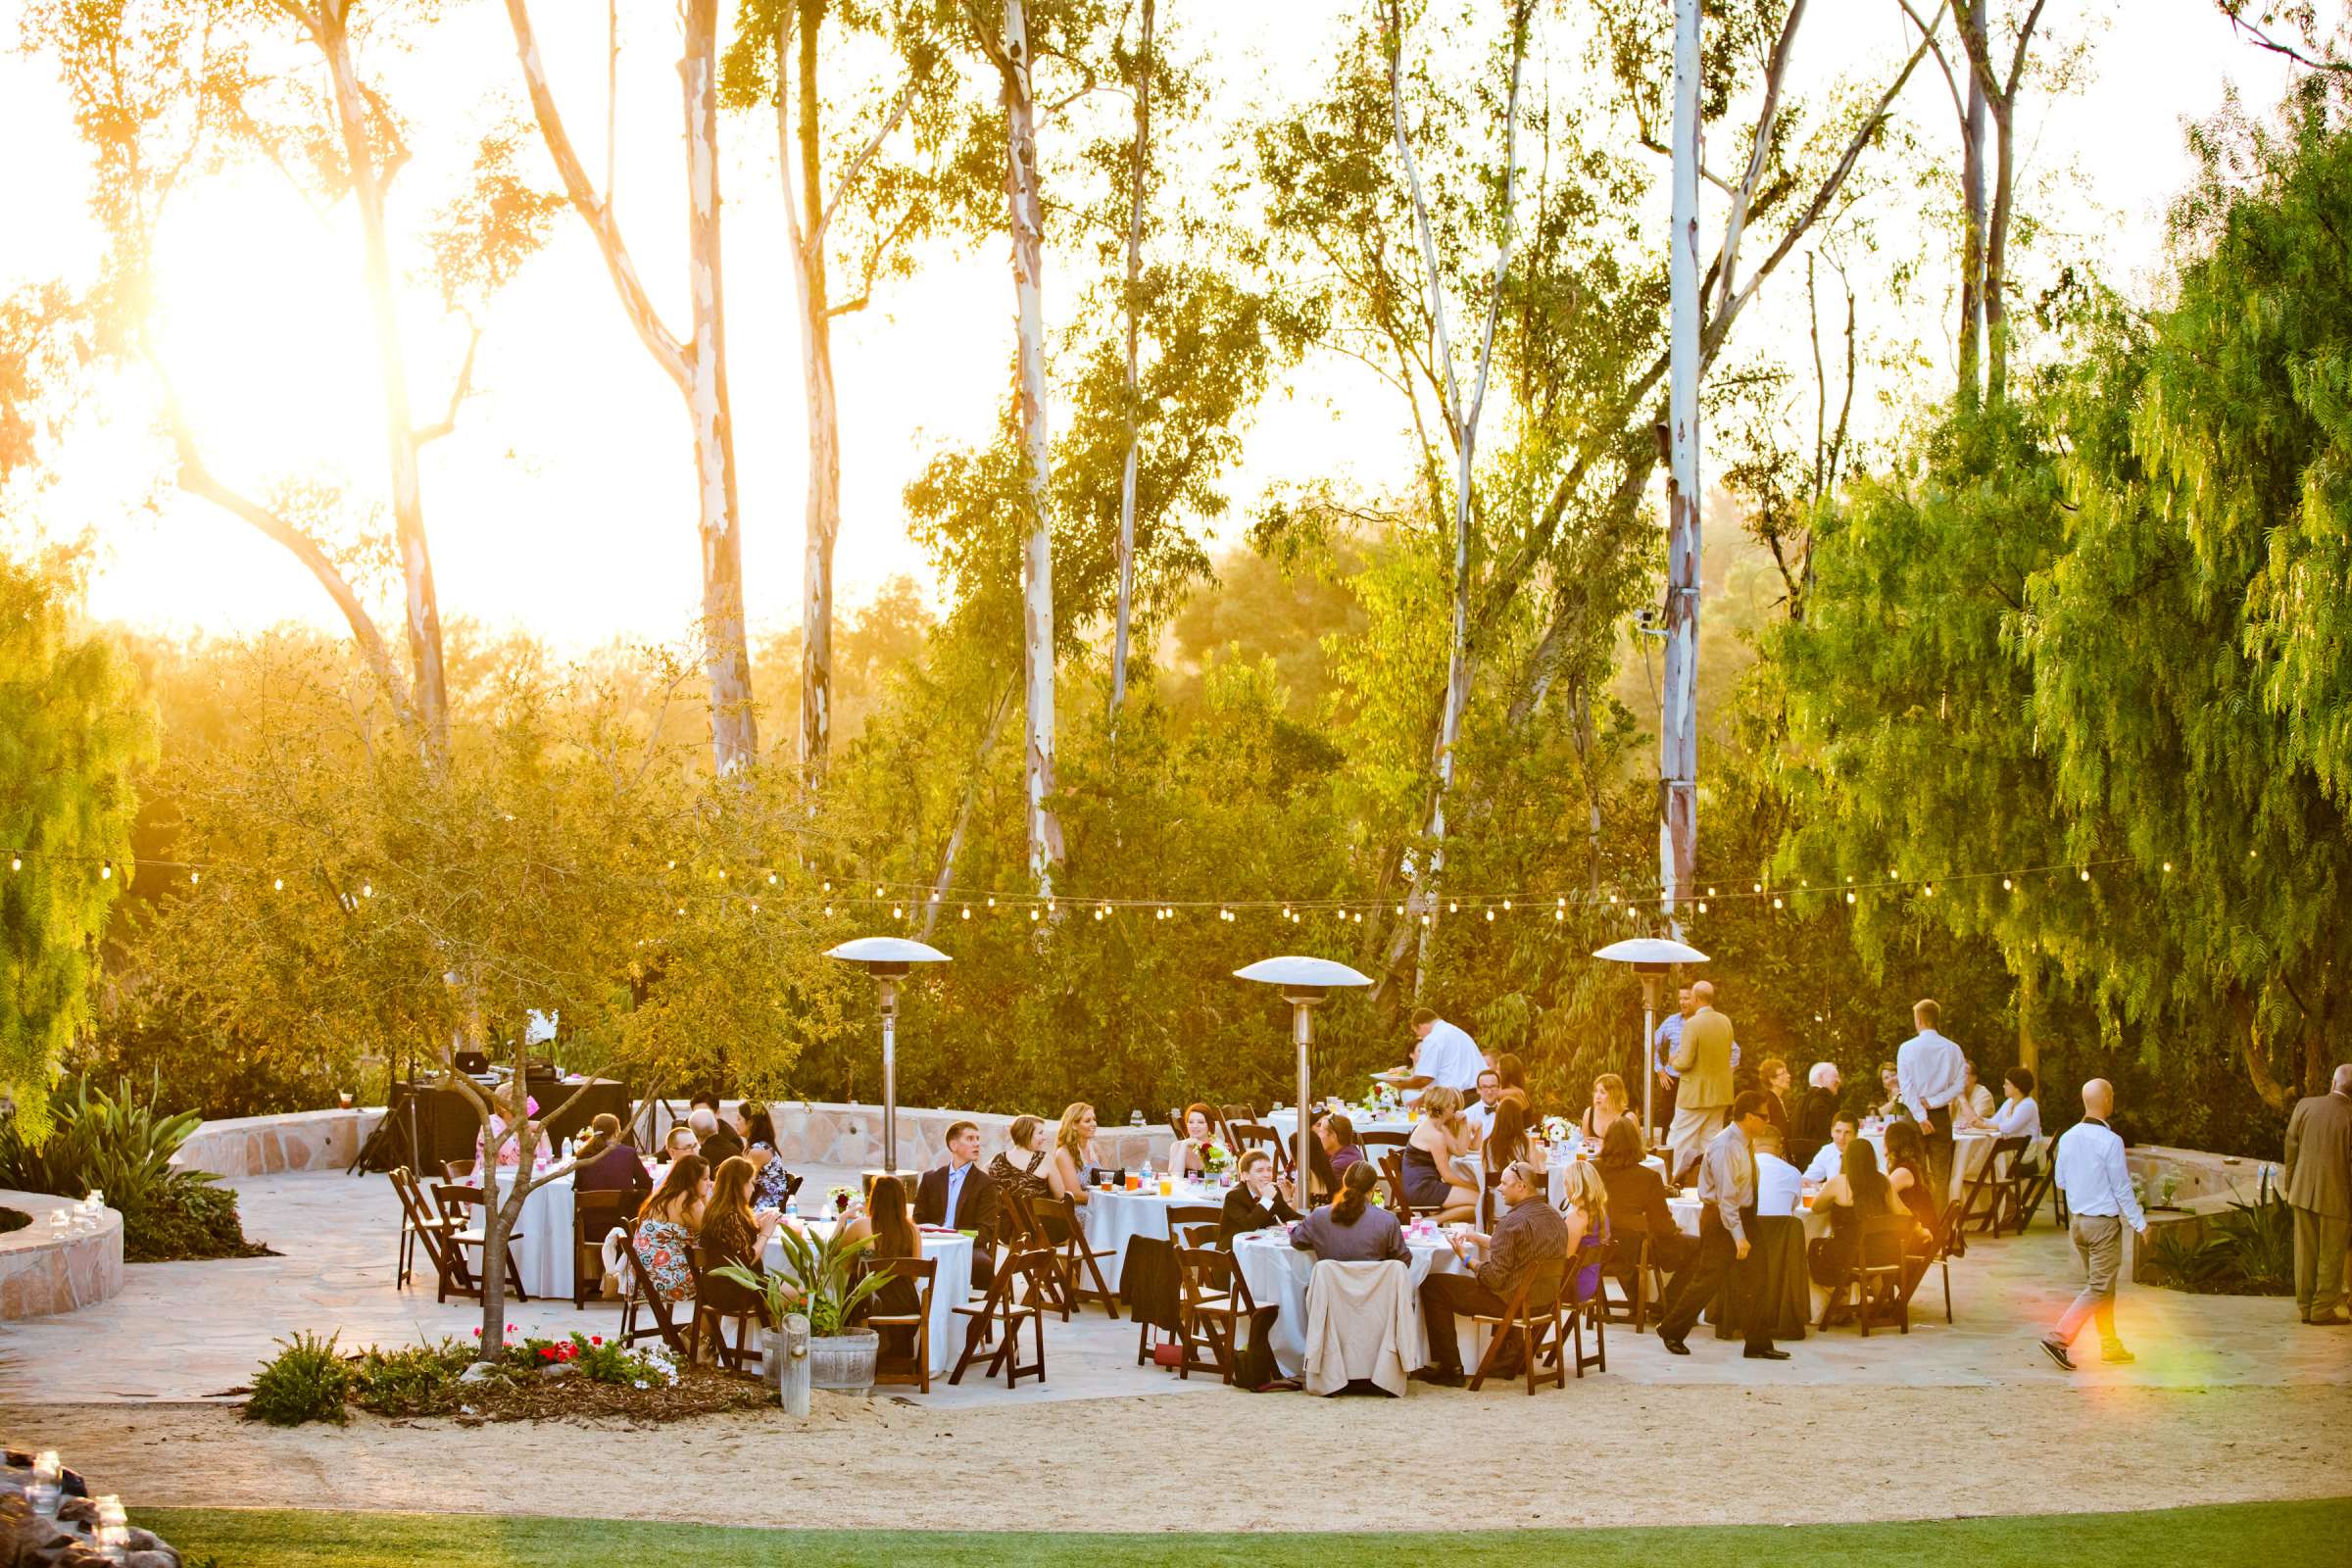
[2210,1191,2296,1294]
[710,1224,893,1337]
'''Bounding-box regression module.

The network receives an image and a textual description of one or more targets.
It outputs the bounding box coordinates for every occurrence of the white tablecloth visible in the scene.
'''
[1668,1195,1835,1320]
[464,1169,577,1298]
[1449,1151,1668,1209]
[1268,1109,1417,1145]
[1858,1127,1998,1200]
[1079,1184,1235,1289]
[765,1222,973,1378]
[1230,1226,1478,1376]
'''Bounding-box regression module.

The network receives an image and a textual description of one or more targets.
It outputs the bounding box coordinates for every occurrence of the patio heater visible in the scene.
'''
[825,937,952,1186]
[1592,937,1708,1137]
[1234,956,1373,1193]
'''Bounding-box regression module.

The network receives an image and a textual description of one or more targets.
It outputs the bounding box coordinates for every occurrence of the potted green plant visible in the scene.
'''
[714,1225,893,1396]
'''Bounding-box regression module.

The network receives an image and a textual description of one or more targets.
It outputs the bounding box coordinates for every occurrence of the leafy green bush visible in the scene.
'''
[2209,1190,2295,1295]
[0,1072,262,1261]
[351,1341,469,1417]
[243,1332,351,1426]
[2147,1227,2231,1290]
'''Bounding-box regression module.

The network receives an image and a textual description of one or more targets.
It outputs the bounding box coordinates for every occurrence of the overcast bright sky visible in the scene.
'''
[0,0,2307,651]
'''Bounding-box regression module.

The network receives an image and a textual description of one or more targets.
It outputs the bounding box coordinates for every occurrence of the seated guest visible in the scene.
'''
[1412,1161,1566,1387]
[1558,1162,1614,1304]
[1403,1085,1481,1223]
[1874,1062,1907,1121]
[1312,1109,1365,1202]
[1950,1060,2003,1131]
[1462,1069,1504,1141]
[1291,1161,1408,1264]
[1595,1116,1693,1273]
[1792,1062,1842,1168]
[1883,1116,1940,1250]
[1169,1103,1224,1180]
[1484,1098,1545,1185]
[1044,1102,1102,1211]
[696,1103,745,1168]
[1580,1072,1638,1149]
[1803,1113,1859,1184]
[631,1154,710,1303]
[915,1119,1000,1292]
[697,1155,781,1281]
[1494,1053,1532,1111]
[988,1114,1054,1204]
[1986,1066,2042,1141]
[734,1101,794,1211]
[660,1122,701,1163]
[478,1082,537,1169]
[1753,1132,1802,1217]
[1756,1058,1793,1145]
[1219,1149,1302,1244]
[843,1175,922,1361]
[1807,1136,1903,1290]
[572,1113,653,1208]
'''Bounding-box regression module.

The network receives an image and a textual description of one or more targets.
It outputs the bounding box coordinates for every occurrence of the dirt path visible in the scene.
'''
[24,1383,2351,1532]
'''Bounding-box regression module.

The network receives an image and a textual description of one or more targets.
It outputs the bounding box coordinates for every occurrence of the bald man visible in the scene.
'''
[2038,1079,2147,1370]
[1666,981,1737,1180]
[2283,1062,2352,1325]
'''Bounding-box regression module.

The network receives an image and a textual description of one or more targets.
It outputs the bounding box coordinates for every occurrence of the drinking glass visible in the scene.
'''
[1157,1176,1172,1197]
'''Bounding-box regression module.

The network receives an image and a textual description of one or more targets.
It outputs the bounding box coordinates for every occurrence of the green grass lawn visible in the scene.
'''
[139,1496,2352,1567]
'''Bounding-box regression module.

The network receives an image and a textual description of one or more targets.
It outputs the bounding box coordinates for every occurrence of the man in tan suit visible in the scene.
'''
[1666,980,1736,1181]
[2284,1062,2352,1325]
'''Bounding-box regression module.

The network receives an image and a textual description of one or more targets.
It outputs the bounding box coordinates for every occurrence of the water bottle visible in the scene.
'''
[785,1195,800,1228]
[1130,1109,1144,1126]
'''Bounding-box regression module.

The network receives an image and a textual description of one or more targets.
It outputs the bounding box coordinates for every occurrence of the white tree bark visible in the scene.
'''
[318,1,448,753]
[1657,0,1703,930]
[504,0,757,776]
[1382,0,1530,980]
[1109,0,1153,731]
[1001,0,1061,894]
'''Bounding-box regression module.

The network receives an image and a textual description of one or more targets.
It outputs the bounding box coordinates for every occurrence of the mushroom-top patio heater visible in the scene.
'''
[825,937,951,1184]
[1234,956,1373,1196]
[1592,937,1708,1137]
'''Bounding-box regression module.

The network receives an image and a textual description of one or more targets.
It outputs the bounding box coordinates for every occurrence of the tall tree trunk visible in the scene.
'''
[1957,58,1986,405]
[784,9,841,792]
[504,0,758,777]
[1382,0,1530,986]
[1001,0,1060,895]
[681,0,758,775]
[1108,0,1154,731]
[919,683,1016,939]
[1982,95,2016,406]
[1657,0,1703,931]
[319,4,448,752]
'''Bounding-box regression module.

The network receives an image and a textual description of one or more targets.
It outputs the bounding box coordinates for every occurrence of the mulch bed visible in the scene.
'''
[426,1366,778,1427]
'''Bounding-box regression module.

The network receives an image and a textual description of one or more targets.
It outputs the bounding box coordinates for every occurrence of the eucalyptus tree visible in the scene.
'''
[722,0,960,792]
[503,0,760,776]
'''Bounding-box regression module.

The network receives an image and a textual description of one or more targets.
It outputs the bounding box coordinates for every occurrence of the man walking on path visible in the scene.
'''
[1896,999,1968,1209]
[2283,1063,2352,1326]
[1666,982,1735,1181]
[2039,1079,2147,1370]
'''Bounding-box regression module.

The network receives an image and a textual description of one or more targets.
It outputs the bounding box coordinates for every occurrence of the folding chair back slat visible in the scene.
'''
[950,1246,1048,1389]
[860,1254,939,1394]
[571,1190,630,1309]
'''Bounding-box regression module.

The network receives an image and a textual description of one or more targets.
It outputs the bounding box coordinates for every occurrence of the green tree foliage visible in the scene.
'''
[0,553,151,1141]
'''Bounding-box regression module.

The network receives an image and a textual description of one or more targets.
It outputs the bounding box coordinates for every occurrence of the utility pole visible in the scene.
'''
[1658,0,1702,933]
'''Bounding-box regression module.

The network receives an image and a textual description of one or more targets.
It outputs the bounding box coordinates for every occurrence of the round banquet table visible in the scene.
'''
[1079,1182,1245,1290]
[1858,1125,1999,1200]
[463,1167,579,1299]
[764,1220,973,1378]
[1229,1224,1480,1377]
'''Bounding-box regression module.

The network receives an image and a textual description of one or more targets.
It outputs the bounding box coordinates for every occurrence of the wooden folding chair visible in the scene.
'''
[1905,1206,1963,1325]
[1218,1103,1259,1143]
[615,1235,694,1356]
[1377,1151,1443,1219]
[1172,1246,1266,1385]
[1228,1121,1290,1177]
[1564,1242,1613,1377]
[442,1158,477,1183]
[430,1183,529,1302]
[1169,1203,1221,1238]
[950,1247,1048,1389]
[571,1190,630,1308]
[1467,1256,1567,1395]
[1175,1222,1222,1249]
[1950,1136,2029,1237]
[1820,1213,1910,1336]
[1359,1131,1410,1162]
[1598,1218,1668,1333]
[2001,1138,2057,1234]
[861,1254,938,1394]
[688,1244,764,1373]
[389,1167,458,1295]
[1030,1192,1119,1319]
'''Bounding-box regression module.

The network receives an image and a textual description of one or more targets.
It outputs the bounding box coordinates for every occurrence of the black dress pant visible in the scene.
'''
[1659,1204,1771,1349]
[1923,1104,1955,1216]
[1419,1272,1509,1373]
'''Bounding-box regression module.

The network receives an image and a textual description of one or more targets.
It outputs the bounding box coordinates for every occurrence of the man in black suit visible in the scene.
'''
[693,1104,744,1169]
[916,1120,1000,1293]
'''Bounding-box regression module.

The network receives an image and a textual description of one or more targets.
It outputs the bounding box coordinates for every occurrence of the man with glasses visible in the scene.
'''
[1410,1161,1566,1387]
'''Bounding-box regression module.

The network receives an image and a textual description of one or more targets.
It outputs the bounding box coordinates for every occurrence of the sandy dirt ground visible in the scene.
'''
[23,1382,2352,1533]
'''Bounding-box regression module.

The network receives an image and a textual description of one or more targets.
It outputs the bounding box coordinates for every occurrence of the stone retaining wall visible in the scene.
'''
[0,1191,123,1320]
[172,1108,383,1181]
[755,1102,1174,1174]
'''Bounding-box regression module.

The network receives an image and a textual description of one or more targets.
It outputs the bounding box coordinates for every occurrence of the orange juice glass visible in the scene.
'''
[1126,1171,1141,1192]
[1158,1176,1173,1197]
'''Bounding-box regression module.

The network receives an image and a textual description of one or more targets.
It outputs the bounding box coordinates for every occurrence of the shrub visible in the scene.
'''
[243,1332,351,1426]
[0,1072,262,1261]
[2209,1190,2295,1295]
[351,1341,469,1417]
[124,1181,266,1263]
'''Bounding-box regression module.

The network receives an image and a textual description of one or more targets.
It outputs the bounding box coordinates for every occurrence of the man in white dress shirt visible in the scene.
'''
[1896,999,1970,1205]
[1803,1113,1858,1183]
[1393,1008,1484,1101]
[2039,1078,2147,1370]
[1461,1068,1503,1141]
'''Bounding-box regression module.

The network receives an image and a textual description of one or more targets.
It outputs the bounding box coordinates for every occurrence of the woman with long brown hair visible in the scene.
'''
[630,1153,709,1303]
[698,1155,780,1278]
[843,1174,923,1360]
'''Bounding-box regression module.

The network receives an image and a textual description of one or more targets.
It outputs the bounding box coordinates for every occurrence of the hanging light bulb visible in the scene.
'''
[1484,907,1495,922]
[987,896,997,907]
[961,906,972,920]
[1771,896,1784,909]
[717,868,727,880]
[824,904,834,917]
[1501,899,1512,912]
[892,905,904,918]
[666,859,675,870]
[189,870,200,884]
[1697,901,1709,914]
[272,877,283,891]
[1752,882,1762,893]
[2079,868,2089,881]
[823,879,832,893]
[1029,907,1041,922]
[750,902,760,914]
[1553,907,1565,922]
[361,881,371,898]
[1447,900,1458,913]
[875,884,886,898]
[2160,861,2172,873]
[2002,877,2013,891]
[100,861,112,880]
[767,872,777,885]
[1924,884,1936,898]
[1845,891,1856,905]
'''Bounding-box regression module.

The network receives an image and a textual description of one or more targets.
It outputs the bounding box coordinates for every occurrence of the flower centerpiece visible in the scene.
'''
[828,1184,857,1216]
[1542,1115,1573,1146]
[1201,1142,1233,1179]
